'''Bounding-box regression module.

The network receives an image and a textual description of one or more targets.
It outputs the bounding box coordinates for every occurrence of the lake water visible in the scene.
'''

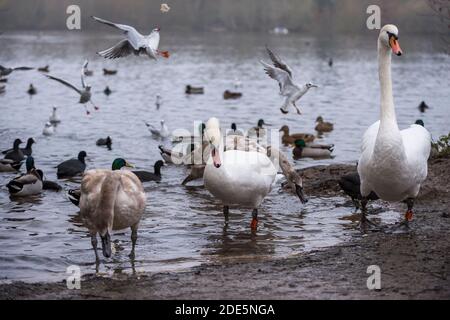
[0,31,449,282]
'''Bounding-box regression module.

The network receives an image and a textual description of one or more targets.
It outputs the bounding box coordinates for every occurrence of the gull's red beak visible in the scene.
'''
[390,37,402,56]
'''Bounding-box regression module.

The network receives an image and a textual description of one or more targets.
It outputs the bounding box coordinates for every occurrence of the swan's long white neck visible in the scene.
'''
[378,40,397,127]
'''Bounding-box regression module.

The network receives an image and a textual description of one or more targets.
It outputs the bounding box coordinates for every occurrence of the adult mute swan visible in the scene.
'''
[357,25,431,227]
[203,117,307,230]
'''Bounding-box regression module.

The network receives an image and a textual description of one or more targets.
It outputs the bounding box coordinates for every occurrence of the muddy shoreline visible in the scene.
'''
[1,157,449,300]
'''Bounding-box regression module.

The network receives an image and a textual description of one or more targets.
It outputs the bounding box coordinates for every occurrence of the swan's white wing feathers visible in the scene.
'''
[401,124,431,182]
[361,120,380,155]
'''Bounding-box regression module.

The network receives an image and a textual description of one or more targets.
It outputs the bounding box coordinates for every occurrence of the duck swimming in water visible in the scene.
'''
[6,157,43,196]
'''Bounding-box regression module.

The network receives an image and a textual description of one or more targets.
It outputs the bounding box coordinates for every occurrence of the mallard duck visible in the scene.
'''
[27,84,37,95]
[79,158,146,260]
[0,159,22,172]
[4,139,24,162]
[339,172,379,210]
[96,136,112,149]
[203,118,307,230]
[293,139,333,159]
[279,125,315,146]
[57,151,87,179]
[49,107,61,124]
[2,137,35,157]
[103,68,117,75]
[7,157,43,196]
[185,85,204,94]
[223,90,242,100]
[315,116,334,132]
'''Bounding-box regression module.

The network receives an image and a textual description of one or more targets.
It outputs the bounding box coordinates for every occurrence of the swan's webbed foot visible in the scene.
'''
[280,108,289,114]
[250,208,258,230]
[359,197,381,232]
[389,199,415,232]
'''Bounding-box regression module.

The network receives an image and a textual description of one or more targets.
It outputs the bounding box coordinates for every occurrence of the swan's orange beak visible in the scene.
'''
[390,37,402,56]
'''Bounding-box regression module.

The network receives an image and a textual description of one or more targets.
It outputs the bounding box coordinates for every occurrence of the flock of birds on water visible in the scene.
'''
[0,17,434,263]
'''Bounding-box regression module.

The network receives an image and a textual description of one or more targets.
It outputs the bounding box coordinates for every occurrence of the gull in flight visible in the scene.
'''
[92,16,169,60]
[45,60,98,115]
[260,46,317,115]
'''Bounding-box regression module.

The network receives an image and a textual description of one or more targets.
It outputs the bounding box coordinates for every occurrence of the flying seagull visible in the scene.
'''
[260,46,317,115]
[91,16,169,60]
[0,65,33,77]
[45,60,98,115]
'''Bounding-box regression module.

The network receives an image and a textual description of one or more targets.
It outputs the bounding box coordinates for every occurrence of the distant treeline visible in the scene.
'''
[0,0,439,34]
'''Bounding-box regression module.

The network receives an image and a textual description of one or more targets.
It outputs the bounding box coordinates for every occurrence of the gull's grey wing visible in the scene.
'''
[91,16,142,49]
[45,75,81,95]
[260,60,298,96]
[97,39,134,59]
[81,60,88,88]
[266,46,293,77]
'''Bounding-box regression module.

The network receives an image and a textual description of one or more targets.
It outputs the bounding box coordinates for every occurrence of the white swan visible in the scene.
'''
[357,25,431,226]
[203,117,307,230]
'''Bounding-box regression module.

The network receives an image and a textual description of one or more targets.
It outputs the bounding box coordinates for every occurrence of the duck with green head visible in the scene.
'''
[293,139,333,160]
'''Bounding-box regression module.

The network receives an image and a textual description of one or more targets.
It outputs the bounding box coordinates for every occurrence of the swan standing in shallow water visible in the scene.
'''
[357,25,431,227]
[203,118,307,230]
[80,159,146,261]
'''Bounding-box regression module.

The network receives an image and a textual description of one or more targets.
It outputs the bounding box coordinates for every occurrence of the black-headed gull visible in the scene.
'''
[92,16,169,60]
[45,60,98,115]
[261,46,317,115]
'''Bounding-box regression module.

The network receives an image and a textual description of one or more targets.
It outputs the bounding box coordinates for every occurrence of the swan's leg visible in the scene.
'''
[393,198,415,230]
[91,233,99,262]
[223,205,229,222]
[359,197,378,230]
[251,208,258,230]
[129,225,138,259]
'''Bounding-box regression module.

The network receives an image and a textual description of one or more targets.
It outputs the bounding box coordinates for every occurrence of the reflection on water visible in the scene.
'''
[0,32,449,282]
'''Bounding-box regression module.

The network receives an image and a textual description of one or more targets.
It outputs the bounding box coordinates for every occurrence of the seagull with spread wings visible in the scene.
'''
[45,60,98,115]
[91,16,169,60]
[260,46,317,115]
